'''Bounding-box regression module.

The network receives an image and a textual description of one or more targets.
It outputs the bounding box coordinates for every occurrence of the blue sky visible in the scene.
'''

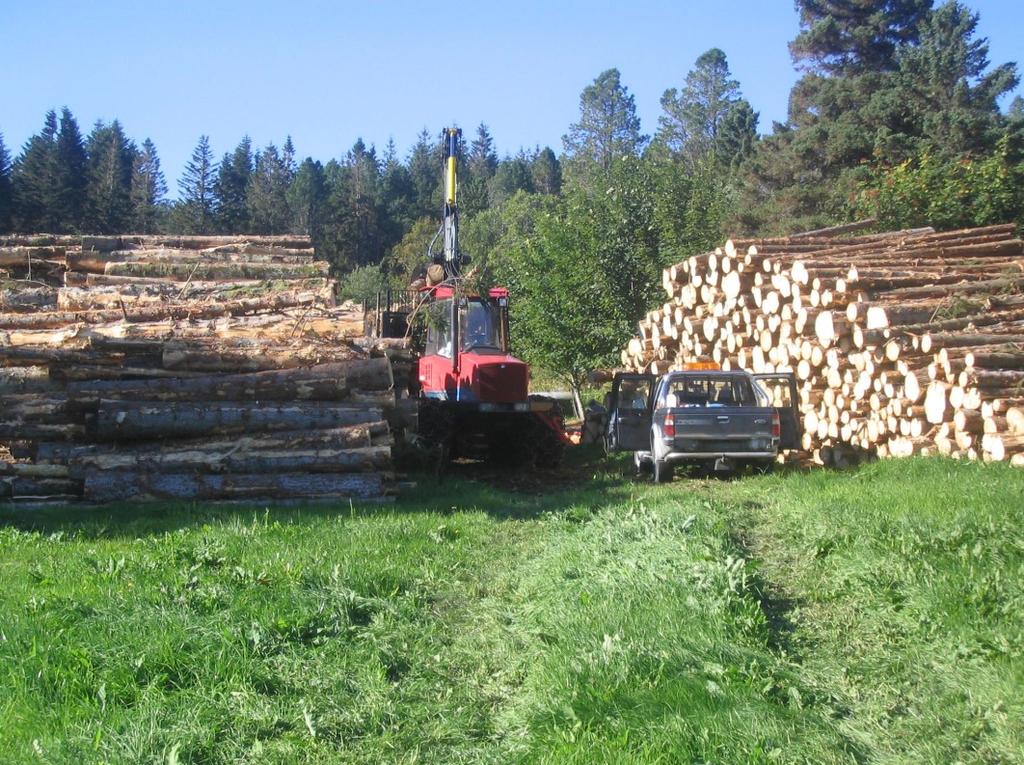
[3,0,1022,193]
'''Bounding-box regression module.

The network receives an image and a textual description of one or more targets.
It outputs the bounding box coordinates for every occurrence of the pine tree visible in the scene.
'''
[86,120,137,233]
[896,1,1019,156]
[282,136,297,177]
[287,157,325,237]
[790,0,932,76]
[657,48,741,164]
[468,123,498,179]
[530,147,562,195]
[130,138,167,233]
[0,133,13,232]
[714,100,759,170]
[247,143,294,234]
[52,107,88,232]
[215,137,253,233]
[380,138,416,244]
[488,155,535,207]
[1010,96,1024,120]
[12,110,58,232]
[177,135,217,234]
[562,68,645,184]
[407,128,438,219]
[733,0,1012,231]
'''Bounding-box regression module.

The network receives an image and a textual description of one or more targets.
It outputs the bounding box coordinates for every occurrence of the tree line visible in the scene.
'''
[1,0,1021,397]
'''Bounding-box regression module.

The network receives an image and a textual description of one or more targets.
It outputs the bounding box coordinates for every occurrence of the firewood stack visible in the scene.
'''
[620,223,1024,467]
[1,234,399,504]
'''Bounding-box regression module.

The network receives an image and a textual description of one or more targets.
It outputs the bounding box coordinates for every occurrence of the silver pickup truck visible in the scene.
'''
[605,368,801,482]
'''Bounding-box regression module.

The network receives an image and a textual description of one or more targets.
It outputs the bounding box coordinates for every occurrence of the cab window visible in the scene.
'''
[425,299,453,358]
[460,300,502,351]
[666,375,757,407]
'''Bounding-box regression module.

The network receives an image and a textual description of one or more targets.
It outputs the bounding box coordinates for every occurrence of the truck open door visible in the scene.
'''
[606,373,657,452]
[754,373,802,450]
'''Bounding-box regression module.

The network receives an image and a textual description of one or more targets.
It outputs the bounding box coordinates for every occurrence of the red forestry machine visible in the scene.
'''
[371,127,569,467]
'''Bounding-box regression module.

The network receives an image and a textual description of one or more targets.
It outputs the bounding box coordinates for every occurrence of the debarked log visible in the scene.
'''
[35,422,391,465]
[83,470,386,502]
[67,444,391,476]
[66,357,393,407]
[91,400,384,441]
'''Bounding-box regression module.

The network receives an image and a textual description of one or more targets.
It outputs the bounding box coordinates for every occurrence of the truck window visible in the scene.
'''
[667,375,757,407]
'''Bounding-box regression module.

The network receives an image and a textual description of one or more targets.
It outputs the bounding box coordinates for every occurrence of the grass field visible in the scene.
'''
[1,454,1021,764]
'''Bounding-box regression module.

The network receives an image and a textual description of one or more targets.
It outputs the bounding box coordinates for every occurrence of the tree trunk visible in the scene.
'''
[82,470,386,503]
[100,261,328,281]
[91,400,384,441]
[66,357,392,408]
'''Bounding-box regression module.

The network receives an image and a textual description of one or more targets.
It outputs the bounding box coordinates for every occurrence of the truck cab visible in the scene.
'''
[606,367,801,482]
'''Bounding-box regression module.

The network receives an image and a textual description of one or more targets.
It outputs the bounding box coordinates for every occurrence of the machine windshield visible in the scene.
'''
[424,298,504,357]
[459,300,502,351]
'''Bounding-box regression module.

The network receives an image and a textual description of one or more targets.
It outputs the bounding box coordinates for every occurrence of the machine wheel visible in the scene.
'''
[417,400,454,476]
[486,417,532,467]
[534,420,566,469]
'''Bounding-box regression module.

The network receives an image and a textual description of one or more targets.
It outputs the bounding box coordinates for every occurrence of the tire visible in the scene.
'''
[634,451,652,475]
[651,432,673,483]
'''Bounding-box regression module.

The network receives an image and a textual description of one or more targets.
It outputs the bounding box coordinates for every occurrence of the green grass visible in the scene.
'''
[0,455,1021,763]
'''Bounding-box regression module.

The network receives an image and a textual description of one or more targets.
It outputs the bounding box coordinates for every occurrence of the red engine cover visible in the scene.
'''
[419,352,528,403]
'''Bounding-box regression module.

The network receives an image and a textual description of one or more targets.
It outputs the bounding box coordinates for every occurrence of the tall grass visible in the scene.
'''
[0,456,1020,763]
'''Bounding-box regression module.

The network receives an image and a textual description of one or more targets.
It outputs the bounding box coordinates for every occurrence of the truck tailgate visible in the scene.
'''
[669,407,774,452]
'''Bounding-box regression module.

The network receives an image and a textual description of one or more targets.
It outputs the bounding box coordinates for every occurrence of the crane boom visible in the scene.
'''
[438,127,464,280]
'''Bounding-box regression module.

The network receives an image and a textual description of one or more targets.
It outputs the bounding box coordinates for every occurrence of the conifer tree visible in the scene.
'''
[215,137,253,233]
[896,1,1019,156]
[563,69,645,184]
[657,49,741,165]
[714,100,759,170]
[52,107,88,232]
[247,143,293,234]
[86,120,136,233]
[488,155,535,207]
[530,147,562,195]
[130,138,167,233]
[0,133,12,232]
[407,129,437,219]
[468,123,498,179]
[287,157,325,237]
[177,135,217,234]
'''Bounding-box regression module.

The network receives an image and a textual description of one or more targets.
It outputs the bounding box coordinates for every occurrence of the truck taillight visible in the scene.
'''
[771,412,781,438]
[664,414,676,438]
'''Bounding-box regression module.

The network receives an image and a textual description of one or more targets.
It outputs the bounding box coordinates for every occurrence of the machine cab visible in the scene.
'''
[419,287,528,403]
[424,293,509,358]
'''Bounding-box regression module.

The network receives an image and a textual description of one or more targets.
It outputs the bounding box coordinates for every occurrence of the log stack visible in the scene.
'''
[1,234,400,503]
[620,223,1024,467]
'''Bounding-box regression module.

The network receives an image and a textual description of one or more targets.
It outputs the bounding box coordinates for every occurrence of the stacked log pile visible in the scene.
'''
[621,223,1024,467]
[1,235,398,503]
